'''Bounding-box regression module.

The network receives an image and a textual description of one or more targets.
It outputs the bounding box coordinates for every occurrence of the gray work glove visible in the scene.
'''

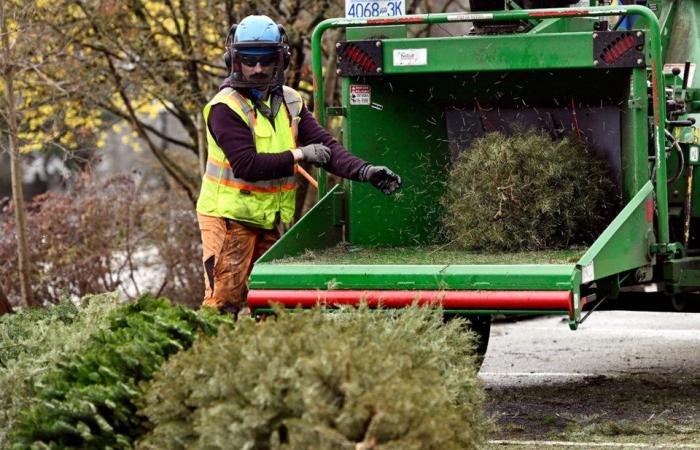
[357,164,402,195]
[299,143,331,166]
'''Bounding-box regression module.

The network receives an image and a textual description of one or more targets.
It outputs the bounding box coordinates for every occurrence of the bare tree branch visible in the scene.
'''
[0,281,12,316]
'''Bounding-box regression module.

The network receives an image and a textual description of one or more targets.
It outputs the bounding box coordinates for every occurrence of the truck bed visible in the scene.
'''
[270,245,586,265]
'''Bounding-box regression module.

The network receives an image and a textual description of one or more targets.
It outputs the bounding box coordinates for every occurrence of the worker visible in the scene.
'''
[196,15,402,316]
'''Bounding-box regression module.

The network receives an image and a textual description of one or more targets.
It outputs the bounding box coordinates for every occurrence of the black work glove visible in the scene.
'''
[357,164,402,195]
[299,144,331,166]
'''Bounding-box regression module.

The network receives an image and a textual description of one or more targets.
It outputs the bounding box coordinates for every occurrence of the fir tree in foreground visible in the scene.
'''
[139,307,487,450]
[0,293,120,448]
[8,294,231,449]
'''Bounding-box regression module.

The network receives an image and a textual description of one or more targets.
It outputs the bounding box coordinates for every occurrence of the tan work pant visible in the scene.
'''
[197,213,279,312]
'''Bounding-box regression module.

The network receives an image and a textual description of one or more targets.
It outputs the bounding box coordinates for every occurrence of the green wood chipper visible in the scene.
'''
[248,0,700,356]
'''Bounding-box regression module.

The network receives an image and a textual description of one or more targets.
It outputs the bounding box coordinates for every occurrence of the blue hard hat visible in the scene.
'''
[234,15,281,54]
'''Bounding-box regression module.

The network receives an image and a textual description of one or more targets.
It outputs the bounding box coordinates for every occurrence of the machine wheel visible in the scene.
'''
[670,292,700,312]
[443,314,492,368]
[670,294,687,312]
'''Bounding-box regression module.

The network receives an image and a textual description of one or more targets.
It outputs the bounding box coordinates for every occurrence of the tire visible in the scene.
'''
[670,292,700,312]
[670,294,687,312]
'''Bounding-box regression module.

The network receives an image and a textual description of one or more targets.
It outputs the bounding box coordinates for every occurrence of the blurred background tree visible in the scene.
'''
[1,0,44,310]
[26,0,349,203]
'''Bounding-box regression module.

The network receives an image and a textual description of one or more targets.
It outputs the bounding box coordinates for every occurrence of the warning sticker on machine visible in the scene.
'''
[350,85,371,105]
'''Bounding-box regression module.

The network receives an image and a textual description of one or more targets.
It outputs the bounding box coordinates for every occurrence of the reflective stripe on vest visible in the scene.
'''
[225,89,257,132]
[205,158,296,193]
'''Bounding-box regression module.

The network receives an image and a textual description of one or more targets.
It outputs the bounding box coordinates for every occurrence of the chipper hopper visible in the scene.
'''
[248,0,700,355]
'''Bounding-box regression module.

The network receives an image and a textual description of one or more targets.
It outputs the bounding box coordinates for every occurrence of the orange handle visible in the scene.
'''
[296,165,318,189]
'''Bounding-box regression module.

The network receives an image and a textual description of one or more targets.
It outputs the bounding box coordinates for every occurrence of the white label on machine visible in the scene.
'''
[345,0,404,18]
[582,262,595,283]
[350,85,371,105]
[393,48,427,66]
[446,13,494,21]
[691,146,700,164]
[663,63,696,86]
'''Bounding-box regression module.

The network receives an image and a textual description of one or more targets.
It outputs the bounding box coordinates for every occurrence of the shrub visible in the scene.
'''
[0,175,204,308]
[146,207,204,309]
[138,307,487,450]
[441,129,618,251]
[0,293,121,448]
[8,294,231,449]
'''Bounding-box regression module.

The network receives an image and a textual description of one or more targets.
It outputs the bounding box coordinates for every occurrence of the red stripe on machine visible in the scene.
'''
[248,290,572,310]
[529,10,589,17]
[367,17,424,24]
[651,61,660,127]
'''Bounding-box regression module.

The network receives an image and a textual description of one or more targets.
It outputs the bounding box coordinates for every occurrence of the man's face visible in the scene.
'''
[239,51,277,84]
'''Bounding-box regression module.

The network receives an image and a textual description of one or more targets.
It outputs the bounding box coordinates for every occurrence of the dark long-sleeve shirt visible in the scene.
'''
[207,89,366,182]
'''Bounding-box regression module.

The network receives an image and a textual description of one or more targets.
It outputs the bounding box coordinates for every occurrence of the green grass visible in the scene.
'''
[272,244,586,265]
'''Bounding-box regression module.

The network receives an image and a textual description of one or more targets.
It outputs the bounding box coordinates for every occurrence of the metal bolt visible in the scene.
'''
[376,67,383,74]
[636,31,643,37]
[336,42,341,48]
[636,58,643,65]
[593,60,599,66]
[593,32,598,39]
[376,41,382,47]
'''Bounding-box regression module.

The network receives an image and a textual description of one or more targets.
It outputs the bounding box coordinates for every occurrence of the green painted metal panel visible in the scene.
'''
[529,18,563,34]
[346,25,407,40]
[664,256,700,293]
[381,33,596,74]
[530,17,599,34]
[249,264,575,291]
[343,76,448,246]
[256,185,344,263]
[620,68,650,201]
[577,181,655,283]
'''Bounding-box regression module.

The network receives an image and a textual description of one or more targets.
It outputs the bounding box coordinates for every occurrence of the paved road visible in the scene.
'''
[480,310,700,387]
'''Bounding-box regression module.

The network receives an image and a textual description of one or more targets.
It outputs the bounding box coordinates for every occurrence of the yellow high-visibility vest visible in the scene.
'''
[196,87,302,229]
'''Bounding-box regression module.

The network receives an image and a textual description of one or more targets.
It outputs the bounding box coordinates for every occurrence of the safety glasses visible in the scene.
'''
[238,53,278,67]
